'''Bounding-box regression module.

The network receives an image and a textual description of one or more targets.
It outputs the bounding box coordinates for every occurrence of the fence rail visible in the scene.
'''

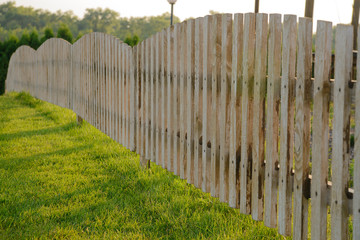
[5,13,360,239]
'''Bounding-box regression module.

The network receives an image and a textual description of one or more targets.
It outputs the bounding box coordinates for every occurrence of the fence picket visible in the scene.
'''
[194,17,203,188]
[251,13,268,221]
[145,39,151,161]
[167,26,174,172]
[278,14,297,236]
[161,30,168,169]
[354,25,360,240]
[140,41,147,166]
[211,15,222,198]
[331,24,353,240]
[293,17,312,240]
[311,20,332,240]
[155,33,161,165]
[180,21,187,179]
[219,13,232,203]
[264,13,281,228]
[173,23,180,175]
[240,12,255,214]
[202,15,213,193]
[187,19,195,184]
[229,13,243,209]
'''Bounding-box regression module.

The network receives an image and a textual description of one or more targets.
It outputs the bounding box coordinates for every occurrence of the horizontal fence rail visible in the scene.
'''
[5,13,360,239]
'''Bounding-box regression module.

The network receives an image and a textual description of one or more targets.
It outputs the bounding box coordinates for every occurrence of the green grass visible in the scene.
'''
[0,92,287,239]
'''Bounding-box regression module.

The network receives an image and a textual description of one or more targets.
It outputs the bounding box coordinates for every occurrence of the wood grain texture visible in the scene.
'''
[173,23,180,176]
[155,33,161,165]
[229,13,243,209]
[219,13,232,203]
[210,15,222,198]
[354,25,360,240]
[264,14,281,229]
[194,17,203,188]
[293,17,312,240]
[150,36,156,162]
[251,13,267,221]
[201,15,213,193]
[240,12,255,215]
[331,24,353,240]
[278,14,296,236]
[311,20,332,240]
[161,30,168,169]
[179,21,187,179]
[167,26,174,172]
[186,19,195,184]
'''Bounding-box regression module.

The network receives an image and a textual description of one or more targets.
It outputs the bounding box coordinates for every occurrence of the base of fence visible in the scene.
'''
[140,155,150,168]
[77,115,83,125]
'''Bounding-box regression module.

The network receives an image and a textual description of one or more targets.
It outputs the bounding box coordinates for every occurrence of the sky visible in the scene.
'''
[0,0,356,27]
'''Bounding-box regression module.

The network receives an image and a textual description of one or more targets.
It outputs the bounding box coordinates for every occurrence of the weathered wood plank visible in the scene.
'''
[173,23,180,175]
[126,46,131,149]
[219,13,232,203]
[140,41,147,166]
[202,15,213,193]
[121,43,125,145]
[278,14,297,236]
[186,19,195,184]
[311,20,332,240]
[194,17,203,188]
[167,26,174,172]
[229,13,243,209]
[331,24,353,240]
[264,13,281,229]
[134,44,140,154]
[145,38,151,161]
[210,14,222,198]
[354,25,360,240]
[180,21,187,179]
[251,13,268,221]
[293,17,312,240]
[130,44,136,151]
[155,33,161,165]
[161,30,168,169]
[240,12,255,214]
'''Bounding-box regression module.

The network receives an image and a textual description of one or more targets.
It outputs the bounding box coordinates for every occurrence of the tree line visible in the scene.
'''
[0,1,180,95]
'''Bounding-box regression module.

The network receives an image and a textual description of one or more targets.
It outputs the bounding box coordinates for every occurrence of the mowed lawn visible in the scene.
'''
[0,92,287,239]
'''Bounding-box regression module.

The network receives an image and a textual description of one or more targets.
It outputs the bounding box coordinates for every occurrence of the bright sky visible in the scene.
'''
[1,0,356,26]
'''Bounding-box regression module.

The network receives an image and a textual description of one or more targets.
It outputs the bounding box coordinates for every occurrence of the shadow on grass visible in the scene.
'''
[0,122,78,141]
[2,144,94,163]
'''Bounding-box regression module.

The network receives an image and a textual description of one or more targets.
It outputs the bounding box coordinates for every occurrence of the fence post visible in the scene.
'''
[352,0,360,49]
[304,0,314,18]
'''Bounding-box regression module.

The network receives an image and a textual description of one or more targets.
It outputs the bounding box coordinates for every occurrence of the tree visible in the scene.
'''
[81,8,119,34]
[0,34,19,94]
[57,23,73,43]
[18,30,30,47]
[29,29,40,49]
[41,27,54,43]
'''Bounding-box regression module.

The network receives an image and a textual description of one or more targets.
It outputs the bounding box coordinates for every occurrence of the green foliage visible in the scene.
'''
[29,29,40,49]
[0,34,18,94]
[124,34,139,47]
[18,30,30,46]
[81,8,119,33]
[56,23,73,43]
[0,92,287,239]
[40,27,54,43]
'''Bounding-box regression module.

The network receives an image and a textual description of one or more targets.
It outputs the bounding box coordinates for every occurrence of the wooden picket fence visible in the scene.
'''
[5,12,360,239]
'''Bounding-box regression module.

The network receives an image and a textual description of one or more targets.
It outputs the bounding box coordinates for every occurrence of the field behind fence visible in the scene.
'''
[5,12,360,239]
